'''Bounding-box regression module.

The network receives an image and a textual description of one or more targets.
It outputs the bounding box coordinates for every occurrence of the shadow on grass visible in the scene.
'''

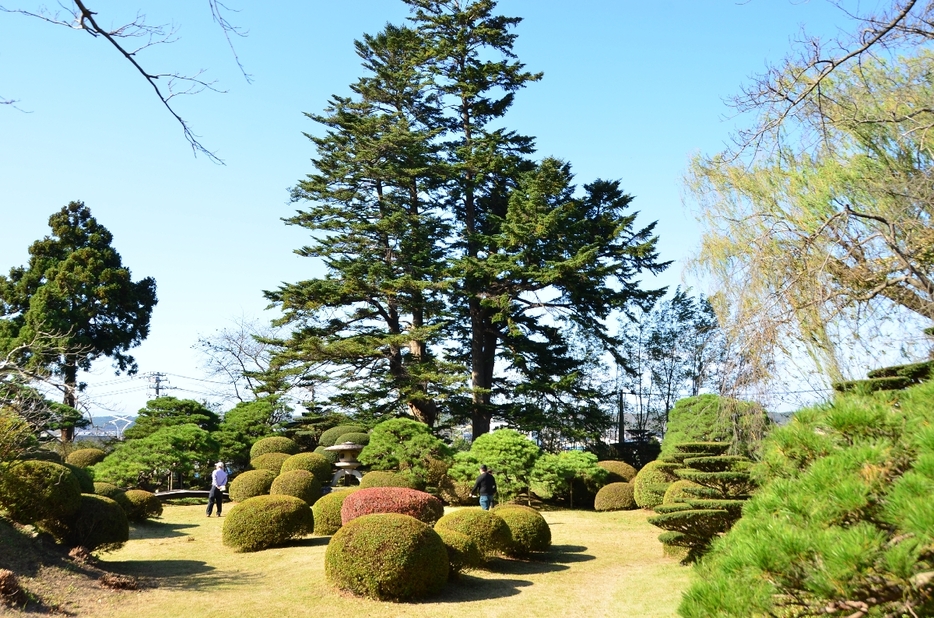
[432,574,533,603]
[479,544,594,576]
[106,559,261,591]
[289,536,330,548]
[548,544,595,564]
[129,521,199,541]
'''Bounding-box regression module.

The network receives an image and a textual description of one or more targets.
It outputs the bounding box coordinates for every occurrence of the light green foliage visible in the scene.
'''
[228,469,276,503]
[663,480,701,505]
[449,429,540,501]
[435,527,483,577]
[597,460,637,483]
[679,381,934,618]
[531,450,607,508]
[0,460,81,530]
[314,445,339,465]
[0,408,35,464]
[318,425,369,448]
[492,504,551,555]
[215,398,290,469]
[358,418,451,486]
[311,488,360,536]
[326,513,449,600]
[123,397,220,440]
[632,460,675,509]
[280,452,332,485]
[67,494,129,552]
[594,482,637,511]
[434,508,512,560]
[222,495,314,553]
[92,424,218,490]
[93,482,133,514]
[249,436,298,459]
[250,452,290,475]
[270,470,322,505]
[65,448,106,468]
[359,470,419,490]
[660,395,769,458]
[122,489,162,521]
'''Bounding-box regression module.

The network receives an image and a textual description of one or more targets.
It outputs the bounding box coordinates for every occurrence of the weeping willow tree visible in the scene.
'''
[689,37,934,383]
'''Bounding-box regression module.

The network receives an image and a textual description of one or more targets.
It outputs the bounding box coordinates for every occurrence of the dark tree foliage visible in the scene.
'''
[0,202,157,441]
[122,397,220,440]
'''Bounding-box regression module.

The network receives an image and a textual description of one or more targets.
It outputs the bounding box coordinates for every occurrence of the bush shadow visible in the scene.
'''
[128,521,198,541]
[480,544,594,576]
[290,536,330,548]
[432,574,532,603]
[105,559,261,591]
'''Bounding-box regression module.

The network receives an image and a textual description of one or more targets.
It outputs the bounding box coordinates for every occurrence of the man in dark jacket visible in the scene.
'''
[471,464,497,510]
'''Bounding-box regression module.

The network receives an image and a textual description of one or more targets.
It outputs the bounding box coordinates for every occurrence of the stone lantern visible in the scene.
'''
[323,441,365,486]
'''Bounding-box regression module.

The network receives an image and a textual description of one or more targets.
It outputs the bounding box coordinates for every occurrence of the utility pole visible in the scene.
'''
[143,372,175,399]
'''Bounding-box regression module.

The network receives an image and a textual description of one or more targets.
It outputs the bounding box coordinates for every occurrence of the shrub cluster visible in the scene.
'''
[492,504,551,555]
[228,469,276,503]
[312,488,359,535]
[251,452,290,475]
[66,448,107,468]
[222,494,313,553]
[318,425,367,448]
[594,482,636,511]
[249,436,299,459]
[632,460,675,509]
[0,460,82,530]
[93,482,133,515]
[434,508,511,559]
[325,513,448,600]
[280,452,332,484]
[597,460,637,483]
[67,494,129,552]
[270,470,322,505]
[63,463,95,493]
[358,470,418,490]
[123,489,163,521]
[435,527,483,577]
[341,487,444,526]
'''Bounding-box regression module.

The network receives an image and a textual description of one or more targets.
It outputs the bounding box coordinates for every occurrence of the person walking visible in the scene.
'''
[471,464,497,510]
[206,461,227,517]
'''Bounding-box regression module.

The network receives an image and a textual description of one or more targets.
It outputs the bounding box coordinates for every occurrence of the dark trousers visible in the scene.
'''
[207,486,224,516]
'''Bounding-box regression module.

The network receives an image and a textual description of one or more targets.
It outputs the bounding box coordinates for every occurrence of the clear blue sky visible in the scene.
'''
[0,1,858,421]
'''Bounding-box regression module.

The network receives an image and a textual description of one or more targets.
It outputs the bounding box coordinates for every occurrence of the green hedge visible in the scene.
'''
[250,452,291,475]
[325,513,448,600]
[281,452,332,484]
[632,460,673,509]
[0,460,81,530]
[222,494,314,552]
[594,482,637,511]
[68,494,130,552]
[123,489,163,521]
[491,504,551,555]
[597,460,638,483]
[66,448,107,468]
[318,425,368,448]
[228,469,276,503]
[435,527,483,577]
[434,508,511,559]
[93,482,133,515]
[358,470,419,490]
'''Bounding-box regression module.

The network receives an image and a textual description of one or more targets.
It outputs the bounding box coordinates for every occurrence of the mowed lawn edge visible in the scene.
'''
[81,504,692,618]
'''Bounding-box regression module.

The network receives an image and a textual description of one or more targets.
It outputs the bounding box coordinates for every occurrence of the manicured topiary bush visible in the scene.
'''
[0,460,81,529]
[67,494,130,552]
[434,508,511,559]
[222,494,314,553]
[341,487,444,526]
[93,482,133,514]
[270,470,322,505]
[63,463,95,493]
[597,460,638,483]
[336,432,369,447]
[249,436,299,459]
[663,480,702,505]
[250,452,290,475]
[66,448,107,468]
[435,527,483,577]
[228,469,276,503]
[280,452,332,484]
[123,489,163,521]
[318,425,367,448]
[632,460,674,509]
[312,488,360,535]
[594,482,637,511]
[325,513,448,600]
[492,504,551,555]
[314,445,339,465]
[358,470,419,490]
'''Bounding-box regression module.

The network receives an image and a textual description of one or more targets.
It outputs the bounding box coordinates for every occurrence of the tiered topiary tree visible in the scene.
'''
[648,442,754,561]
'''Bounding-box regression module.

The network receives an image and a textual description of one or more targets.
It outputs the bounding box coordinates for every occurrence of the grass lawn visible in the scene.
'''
[77,505,692,618]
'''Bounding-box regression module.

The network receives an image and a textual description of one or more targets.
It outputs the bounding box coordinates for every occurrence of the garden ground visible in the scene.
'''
[6,505,693,617]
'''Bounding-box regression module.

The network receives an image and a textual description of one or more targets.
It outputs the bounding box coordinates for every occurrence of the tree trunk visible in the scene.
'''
[62,361,77,443]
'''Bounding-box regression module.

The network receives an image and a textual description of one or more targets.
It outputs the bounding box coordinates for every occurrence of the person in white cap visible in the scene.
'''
[207,461,228,517]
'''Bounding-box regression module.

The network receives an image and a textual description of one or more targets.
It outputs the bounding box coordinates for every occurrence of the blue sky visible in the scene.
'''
[0,1,859,420]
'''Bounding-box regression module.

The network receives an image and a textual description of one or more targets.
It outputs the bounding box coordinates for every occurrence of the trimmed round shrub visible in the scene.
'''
[228,469,276,503]
[435,527,483,577]
[491,504,551,555]
[270,470,322,505]
[633,460,673,509]
[341,487,444,526]
[249,436,299,459]
[325,513,448,600]
[0,460,81,528]
[663,479,702,505]
[67,494,130,552]
[222,494,313,553]
[63,463,95,493]
[93,482,133,514]
[597,460,638,483]
[434,508,512,559]
[314,445,339,465]
[318,425,367,448]
[123,489,163,521]
[66,448,106,468]
[312,488,359,535]
[336,432,369,447]
[250,452,290,475]
[359,470,419,490]
[281,452,333,484]
[594,482,637,511]
[438,475,474,506]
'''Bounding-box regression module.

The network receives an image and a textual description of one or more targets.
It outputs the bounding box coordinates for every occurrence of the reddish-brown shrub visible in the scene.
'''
[341,487,444,526]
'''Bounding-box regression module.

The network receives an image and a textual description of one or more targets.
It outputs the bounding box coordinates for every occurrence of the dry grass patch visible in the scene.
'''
[15,505,691,618]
